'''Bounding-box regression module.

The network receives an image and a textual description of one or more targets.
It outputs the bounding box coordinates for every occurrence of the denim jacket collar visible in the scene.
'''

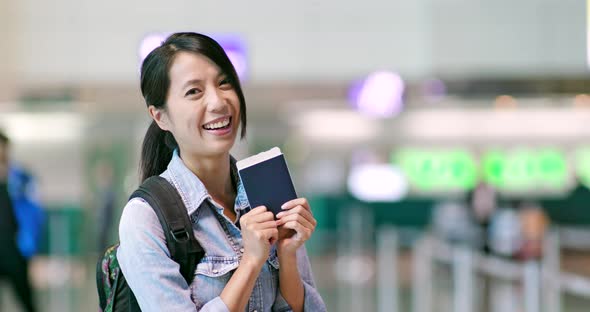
[163,149,250,216]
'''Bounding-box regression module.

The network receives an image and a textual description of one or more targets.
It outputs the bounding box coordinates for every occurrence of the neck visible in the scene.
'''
[180,151,233,200]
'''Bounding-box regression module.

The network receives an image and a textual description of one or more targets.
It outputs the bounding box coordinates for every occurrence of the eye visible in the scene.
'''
[185,88,201,97]
[219,78,232,89]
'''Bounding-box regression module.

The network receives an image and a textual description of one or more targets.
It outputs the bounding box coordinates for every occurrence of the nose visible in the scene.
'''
[205,88,228,114]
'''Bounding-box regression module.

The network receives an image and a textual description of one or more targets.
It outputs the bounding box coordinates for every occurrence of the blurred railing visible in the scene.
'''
[331,205,590,312]
[332,202,590,312]
[410,230,590,312]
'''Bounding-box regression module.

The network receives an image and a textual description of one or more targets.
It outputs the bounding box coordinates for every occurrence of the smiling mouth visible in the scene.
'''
[202,116,232,130]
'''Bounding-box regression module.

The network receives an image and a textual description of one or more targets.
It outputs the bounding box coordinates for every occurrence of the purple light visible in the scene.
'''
[349,71,405,118]
[138,33,248,80]
[422,78,447,102]
[213,34,248,80]
[224,50,247,79]
[139,33,168,63]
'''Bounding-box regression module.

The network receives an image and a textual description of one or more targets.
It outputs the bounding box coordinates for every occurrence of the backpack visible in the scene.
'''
[96,176,204,312]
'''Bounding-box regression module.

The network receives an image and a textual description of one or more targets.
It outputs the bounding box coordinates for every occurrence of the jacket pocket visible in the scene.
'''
[195,256,240,277]
[190,256,240,307]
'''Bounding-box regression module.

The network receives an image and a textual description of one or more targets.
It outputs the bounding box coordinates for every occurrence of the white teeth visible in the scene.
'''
[204,118,230,130]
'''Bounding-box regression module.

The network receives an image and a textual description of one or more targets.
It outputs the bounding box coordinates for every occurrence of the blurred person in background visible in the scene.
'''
[8,162,46,262]
[488,201,523,259]
[467,182,498,254]
[93,160,117,252]
[117,32,326,312]
[431,200,482,247]
[515,201,549,260]
[0,131,38,312]
[466,182,498,312]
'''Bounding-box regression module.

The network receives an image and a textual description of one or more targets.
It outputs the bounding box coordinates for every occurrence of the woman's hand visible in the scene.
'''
[276,198,317,256]
[239,206,278,267]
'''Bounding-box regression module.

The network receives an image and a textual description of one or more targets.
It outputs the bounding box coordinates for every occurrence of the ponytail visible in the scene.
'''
[139,121,177,182]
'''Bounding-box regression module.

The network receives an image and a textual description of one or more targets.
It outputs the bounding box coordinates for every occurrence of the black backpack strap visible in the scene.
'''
[130,176,204,285]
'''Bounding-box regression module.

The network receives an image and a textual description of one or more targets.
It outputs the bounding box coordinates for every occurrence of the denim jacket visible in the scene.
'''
[118,150,327,312]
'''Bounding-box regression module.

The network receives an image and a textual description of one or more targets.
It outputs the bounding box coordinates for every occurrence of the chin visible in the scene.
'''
[207,140,236,156]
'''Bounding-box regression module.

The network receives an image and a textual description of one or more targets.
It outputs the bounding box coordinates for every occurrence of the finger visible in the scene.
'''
[252,220,278,230]
[247,211,275,223]
[250,211,275,223]
[276,205,316,226]
[249,206,268,214]
[241,211,273,229]
[281,198,310,211]
[262,228,279,242]
[280,221,312,241]
[277,205,314,220]
[276,213,315,230]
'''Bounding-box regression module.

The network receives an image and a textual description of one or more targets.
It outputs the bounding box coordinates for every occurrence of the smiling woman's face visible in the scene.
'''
[151,51,241,159]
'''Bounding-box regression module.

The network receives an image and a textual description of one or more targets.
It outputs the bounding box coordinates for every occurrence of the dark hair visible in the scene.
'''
[139,32,247,182]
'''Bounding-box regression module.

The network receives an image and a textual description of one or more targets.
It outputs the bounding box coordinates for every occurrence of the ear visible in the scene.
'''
[148,105,170,131]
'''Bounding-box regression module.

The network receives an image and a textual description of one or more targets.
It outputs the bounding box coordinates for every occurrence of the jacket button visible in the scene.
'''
[240,248,245,253]
[212,269,219,274]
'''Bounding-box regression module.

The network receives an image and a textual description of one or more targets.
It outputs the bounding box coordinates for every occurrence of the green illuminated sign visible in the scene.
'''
[537,150,568,186]
[393,149,477,191]
[394,148,568,192]
[576,148,590,188]
[482,149,567,189]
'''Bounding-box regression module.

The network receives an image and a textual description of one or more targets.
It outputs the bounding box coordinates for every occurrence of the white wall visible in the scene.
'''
[0,0,21,98]
[431,0,587,77]
[6,0,587,84]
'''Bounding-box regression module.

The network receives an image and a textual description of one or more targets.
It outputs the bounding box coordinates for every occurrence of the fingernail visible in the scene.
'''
[276,212,283,218]
[281,203,287,209]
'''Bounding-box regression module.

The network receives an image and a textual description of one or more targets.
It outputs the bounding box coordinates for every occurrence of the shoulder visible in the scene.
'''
[118,197,171,258]
[119,173,174,233]
[119,198,163,242]
[120,197,157,224]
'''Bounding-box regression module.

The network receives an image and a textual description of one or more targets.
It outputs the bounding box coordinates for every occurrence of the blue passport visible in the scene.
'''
[236,147,297,216]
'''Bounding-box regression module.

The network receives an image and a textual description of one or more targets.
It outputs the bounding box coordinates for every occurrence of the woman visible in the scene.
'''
[117,32,326,312]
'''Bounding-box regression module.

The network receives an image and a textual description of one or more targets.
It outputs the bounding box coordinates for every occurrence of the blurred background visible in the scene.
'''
[1,0,590,311]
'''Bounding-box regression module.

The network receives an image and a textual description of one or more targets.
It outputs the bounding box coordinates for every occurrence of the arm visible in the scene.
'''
[277,248,305,312]
[118,198,204,311]
[119,200,277,312]
[219,256,263,310]
[222,206,279,311]
[275,199,327,312]
[277,246,326,312]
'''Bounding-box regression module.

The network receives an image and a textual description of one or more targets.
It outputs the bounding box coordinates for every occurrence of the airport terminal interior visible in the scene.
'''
[1,1,590,311]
